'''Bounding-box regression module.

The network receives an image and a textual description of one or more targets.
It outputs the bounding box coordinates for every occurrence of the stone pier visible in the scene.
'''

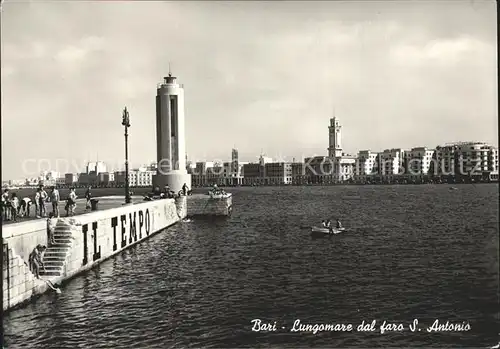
[182,193,233,217]
[2,193,233,312]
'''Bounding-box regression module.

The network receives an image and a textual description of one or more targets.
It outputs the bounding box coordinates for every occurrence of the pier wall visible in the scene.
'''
[2,198,184,311]
[2,220,50,263]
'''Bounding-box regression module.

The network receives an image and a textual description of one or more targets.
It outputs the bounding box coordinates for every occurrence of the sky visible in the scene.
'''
[1,0,498,180]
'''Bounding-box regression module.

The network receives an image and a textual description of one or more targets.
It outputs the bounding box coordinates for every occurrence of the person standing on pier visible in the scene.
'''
[34,188,41,218]
[10,193,19,222]
[19,197,32,217]
[2,189,11,220]
[67,187,77,216]
[47,212,57,245]
[36,185,48,218]
[84,186,92,210]
[50,186,60,217]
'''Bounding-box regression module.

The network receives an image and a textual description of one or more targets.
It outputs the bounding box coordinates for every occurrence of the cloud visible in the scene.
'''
[55,36,106,67]
[390,35,493,66]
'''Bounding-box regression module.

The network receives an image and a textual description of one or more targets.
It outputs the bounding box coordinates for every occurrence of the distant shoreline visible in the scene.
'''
[3,178,498,191]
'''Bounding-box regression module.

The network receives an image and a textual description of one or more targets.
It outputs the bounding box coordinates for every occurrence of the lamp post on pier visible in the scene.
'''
[122,107,131,204]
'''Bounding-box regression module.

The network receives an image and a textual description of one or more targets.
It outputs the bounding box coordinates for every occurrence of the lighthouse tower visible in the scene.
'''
[154,73,191,192]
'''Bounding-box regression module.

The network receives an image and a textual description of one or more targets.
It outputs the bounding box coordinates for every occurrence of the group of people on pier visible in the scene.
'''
[145,183,191,201]
[1,185,94,223]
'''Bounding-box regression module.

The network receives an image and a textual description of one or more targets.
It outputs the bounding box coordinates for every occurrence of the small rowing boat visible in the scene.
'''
[311,226,346,235]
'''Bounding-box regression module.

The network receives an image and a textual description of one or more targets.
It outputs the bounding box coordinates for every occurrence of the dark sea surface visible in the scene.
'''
[3,184,499,348]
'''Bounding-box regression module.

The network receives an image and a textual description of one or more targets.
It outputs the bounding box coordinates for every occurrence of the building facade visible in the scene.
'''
[405,147,435,177]
[379,148,406,177]
[355,150,380,178]
[433,142,498,180]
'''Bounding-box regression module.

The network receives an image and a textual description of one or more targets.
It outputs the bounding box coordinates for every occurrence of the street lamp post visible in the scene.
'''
[122,107,131,204]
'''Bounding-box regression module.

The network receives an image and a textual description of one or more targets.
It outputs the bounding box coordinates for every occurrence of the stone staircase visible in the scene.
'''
[39,220,76,278]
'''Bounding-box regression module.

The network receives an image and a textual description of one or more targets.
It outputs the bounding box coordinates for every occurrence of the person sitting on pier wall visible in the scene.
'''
[50,186,60,217]
[182,183,190,196]
[47,212,57,245]
[28,245,47,279]
[177,183,192,197]
[19,197,33,217]
[153,186,161,196]
[162,185,175,199]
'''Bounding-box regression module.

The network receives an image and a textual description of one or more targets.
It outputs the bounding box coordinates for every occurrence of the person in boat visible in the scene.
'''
[326,220,333,234]
[321,220,326,227]
[336,218,342,229]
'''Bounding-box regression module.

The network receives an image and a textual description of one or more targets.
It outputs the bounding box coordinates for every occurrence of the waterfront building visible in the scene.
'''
[190,162,213,187]
[299,156,335,184]
[96,172,111,187]
[264,162,293,185]
[206,162,228,186]
[379,148,407,178]
[231,148,239,174]
[39,171,60,184]
[77,172,98,187]
[241,163,264,185]
[326,116,356,182]
[229,148,244,185]
[304,156,333,176]
[404,147,435,179]
[432,141,498,180]
[291,162,305,185]
[186,162,196,174]
[259,155,274,165]
[113,171,126,187]
[355,150,380,180]
[191,161,237,187]
[334,156,356,182]
[328,117,342,158]
[25,177,41,186]
[113,168,155,188]
[64,173,79,186]
[154,72,191,192]
[135,167,156,187]
[86,161,107,175]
